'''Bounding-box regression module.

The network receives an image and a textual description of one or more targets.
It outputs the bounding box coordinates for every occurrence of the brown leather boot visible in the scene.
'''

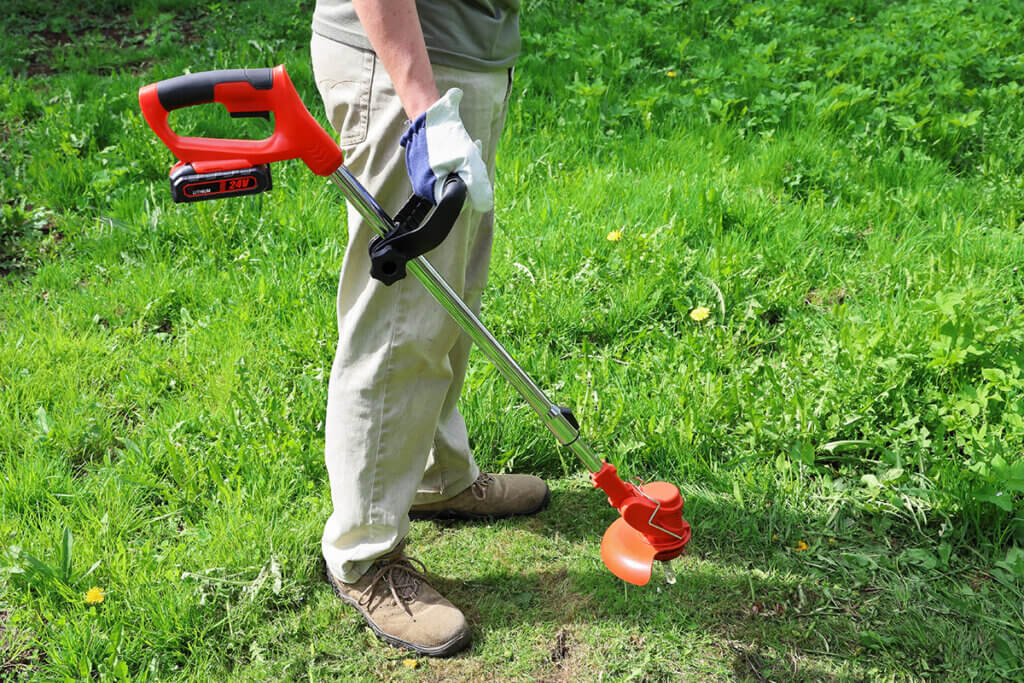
[409,472,550,521]
[326,547,470,657]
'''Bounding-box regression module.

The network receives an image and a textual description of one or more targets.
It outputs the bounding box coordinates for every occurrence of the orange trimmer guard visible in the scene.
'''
[601,518,660,585]
[592,463,691,585]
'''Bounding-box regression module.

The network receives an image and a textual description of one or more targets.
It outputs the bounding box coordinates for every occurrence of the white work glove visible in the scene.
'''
[399,88,493,213]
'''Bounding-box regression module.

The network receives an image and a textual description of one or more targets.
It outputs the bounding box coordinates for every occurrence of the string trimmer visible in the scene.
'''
[138,65,691,586]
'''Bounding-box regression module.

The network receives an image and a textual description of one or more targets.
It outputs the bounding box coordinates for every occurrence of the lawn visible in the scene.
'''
[2,0,1024,680]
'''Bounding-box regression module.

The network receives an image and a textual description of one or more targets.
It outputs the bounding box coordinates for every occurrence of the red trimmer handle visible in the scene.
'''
[138,65,343,176]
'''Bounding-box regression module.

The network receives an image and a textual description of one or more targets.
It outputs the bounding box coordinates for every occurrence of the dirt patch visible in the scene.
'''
[0,609,43,679]
[22,17,198,76]
[549,628,570,663]
[423,627,587,683]
[537,627,590,683]
[804,287,848,307]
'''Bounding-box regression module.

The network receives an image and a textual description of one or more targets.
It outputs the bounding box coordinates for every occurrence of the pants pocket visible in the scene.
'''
[311,35,375,147]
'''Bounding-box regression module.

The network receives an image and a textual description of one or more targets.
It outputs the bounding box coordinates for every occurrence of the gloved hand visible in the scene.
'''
[400,88,493,213]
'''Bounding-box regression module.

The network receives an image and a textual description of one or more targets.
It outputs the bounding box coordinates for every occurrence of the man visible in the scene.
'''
[310,0,548,657]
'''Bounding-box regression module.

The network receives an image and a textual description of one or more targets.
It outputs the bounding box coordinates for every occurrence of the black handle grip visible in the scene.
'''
[425,175,468,249]
[156,68,274,112]
[368,175,468,285]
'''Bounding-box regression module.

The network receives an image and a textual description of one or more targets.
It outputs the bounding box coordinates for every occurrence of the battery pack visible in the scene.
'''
[169,163,272,203]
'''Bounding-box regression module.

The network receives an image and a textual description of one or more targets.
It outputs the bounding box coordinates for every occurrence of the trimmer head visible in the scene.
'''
[592,463,691,585]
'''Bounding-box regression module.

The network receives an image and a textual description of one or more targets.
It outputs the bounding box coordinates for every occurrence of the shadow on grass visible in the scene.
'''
[417,482,997,680]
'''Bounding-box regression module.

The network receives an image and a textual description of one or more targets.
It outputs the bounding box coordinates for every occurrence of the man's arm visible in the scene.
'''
[351,0,439,120]
[351,0,494,211]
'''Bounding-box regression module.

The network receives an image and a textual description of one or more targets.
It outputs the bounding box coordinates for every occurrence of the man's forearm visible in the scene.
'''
[352,0,439,120]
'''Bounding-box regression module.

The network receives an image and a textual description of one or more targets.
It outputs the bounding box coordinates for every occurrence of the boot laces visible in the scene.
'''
[470,473,495,500]
[358,555,428,617]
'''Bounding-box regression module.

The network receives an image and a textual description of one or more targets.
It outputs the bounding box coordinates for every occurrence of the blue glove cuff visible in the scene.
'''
[400,113,438,205]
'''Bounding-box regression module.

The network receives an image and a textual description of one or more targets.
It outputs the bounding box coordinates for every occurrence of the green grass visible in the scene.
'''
[3,0,1024,679]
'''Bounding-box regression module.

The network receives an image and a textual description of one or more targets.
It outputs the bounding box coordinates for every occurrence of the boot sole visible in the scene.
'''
[408,487,551,521]
[325,569,472,657]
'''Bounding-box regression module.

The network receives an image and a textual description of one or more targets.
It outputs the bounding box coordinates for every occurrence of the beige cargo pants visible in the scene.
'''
[311,33,513,583]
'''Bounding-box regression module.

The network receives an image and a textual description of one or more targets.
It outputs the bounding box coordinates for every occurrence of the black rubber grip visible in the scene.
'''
[156,68,274,111]
[368,175,467,285]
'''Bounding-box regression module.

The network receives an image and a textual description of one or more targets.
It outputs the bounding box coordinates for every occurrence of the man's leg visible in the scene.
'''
[312,36,524,657]
[314,37,511,582]
[413,63,505,502]
[409,65,550,520]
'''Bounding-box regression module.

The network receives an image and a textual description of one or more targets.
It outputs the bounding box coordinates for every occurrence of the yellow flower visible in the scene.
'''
[829,537,837,544]
[793,541,809,552]
[85,587,105,604]
[689,306,711,322]
[606,230,623,242]
[402,659,418,669]
[667,71,678,78]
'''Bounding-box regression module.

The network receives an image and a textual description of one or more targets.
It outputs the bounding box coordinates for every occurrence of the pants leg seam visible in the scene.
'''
[367,283,401,524]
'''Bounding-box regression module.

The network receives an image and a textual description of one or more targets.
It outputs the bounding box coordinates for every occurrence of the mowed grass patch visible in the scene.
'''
[3,0,1024,680]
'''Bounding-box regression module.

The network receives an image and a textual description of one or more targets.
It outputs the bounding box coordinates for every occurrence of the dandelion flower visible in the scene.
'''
[402,659,419,669]
[793,541,809,552]
[606,230,623,242]
[85,587,105,604]
[689,306,711,322]
[667,71,678,78]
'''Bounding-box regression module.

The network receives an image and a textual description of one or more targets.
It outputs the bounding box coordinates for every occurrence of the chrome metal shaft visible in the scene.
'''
[329,166,603,473]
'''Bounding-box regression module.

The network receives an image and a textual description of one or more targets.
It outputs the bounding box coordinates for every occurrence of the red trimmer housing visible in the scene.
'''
[592,462,691,586]
[138,65,344,203]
